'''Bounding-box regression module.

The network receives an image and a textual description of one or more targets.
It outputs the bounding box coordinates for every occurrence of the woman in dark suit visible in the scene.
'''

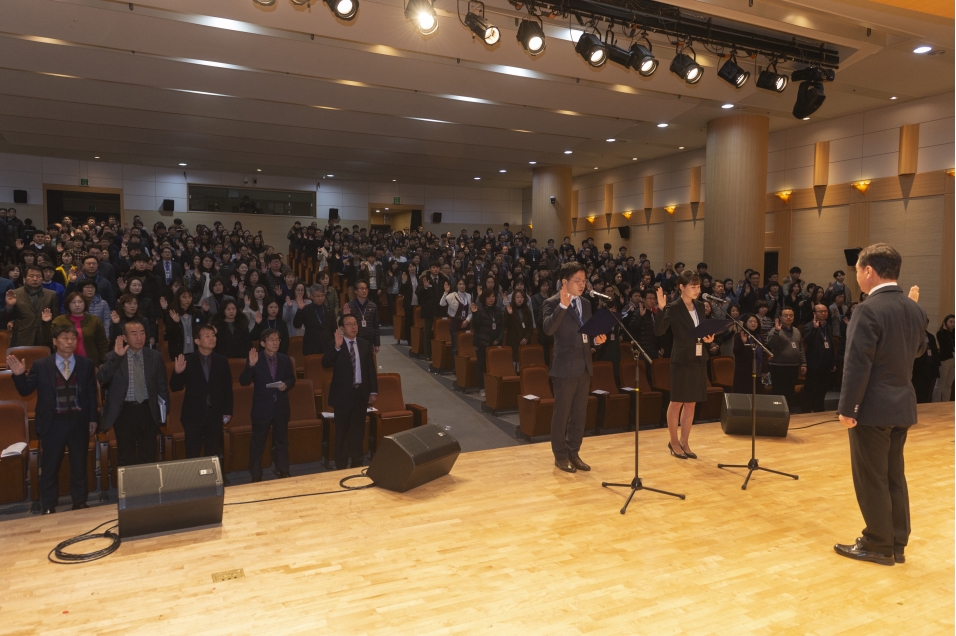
[654,270,715,459]
[211,299,252,359]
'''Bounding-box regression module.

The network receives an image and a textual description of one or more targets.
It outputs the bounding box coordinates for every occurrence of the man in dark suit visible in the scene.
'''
[835,243,927,566]
[239,328,296,482]
[169,324,233,469]
[293,284,336,356]
[97,317,170,466]
[7,323,98,514]
[802,303,836,412]
[1,265,59,346]
[543,262,607,473]
[344,280,380,352]
[322,314,379,470]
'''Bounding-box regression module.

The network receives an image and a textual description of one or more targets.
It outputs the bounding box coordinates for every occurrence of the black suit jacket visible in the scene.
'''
[97,348,170,431]
[802,321,835,370]
[169,351,234,429]
[654,298,708,364]
[13,355,98,436]
[292,302,335,356]
[153,260,184,291]
[542,293,593,378]
[837,285,927,426]
[238,352,296,421]
[321,337,378,409]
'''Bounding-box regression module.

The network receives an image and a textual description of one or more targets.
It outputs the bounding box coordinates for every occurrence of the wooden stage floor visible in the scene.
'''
[2,404,953,635]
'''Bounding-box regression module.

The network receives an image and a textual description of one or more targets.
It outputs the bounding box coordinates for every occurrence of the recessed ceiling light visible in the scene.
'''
[564,150,572,154]
[385,207,389,210]
[529,161,536,165]
[326,174,334,177]
[890,96,897,100]
[94,156,100,159]
[392,179,397,182]
[474,176,481,180]
[593,167,598,170]
[256,168,262,172]
[606,138,616,142]
[721,104,734,109]
[632,157,637,161]
[657,123,668,128]
[679,146,685,149]
[178,162,187,166]
[499,169,506,173]
[802,117,810,121]
[913,45,932,54]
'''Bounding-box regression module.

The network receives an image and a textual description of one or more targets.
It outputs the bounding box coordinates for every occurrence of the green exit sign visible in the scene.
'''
[393,196,400,204]
[80,178,89,186]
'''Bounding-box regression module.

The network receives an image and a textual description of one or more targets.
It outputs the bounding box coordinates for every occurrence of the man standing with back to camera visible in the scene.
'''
[543,262,606,474]
[835,243,926,566]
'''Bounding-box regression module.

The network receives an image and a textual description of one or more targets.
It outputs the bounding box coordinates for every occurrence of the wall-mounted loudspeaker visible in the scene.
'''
[162,199,174,212]
[329,208,339,220]
[366,424,460,493]
[431,213,442,223]
[618,226,631,239]
[13,190,27,204]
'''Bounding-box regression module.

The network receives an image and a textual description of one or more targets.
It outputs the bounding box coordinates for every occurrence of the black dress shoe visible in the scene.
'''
[569,455,591,471]
[71,502,89,510]
[668,442,687,459]
[554,458,577,473]
[834,538,894,566]
[678,443,697,460]
[894,551,905,564]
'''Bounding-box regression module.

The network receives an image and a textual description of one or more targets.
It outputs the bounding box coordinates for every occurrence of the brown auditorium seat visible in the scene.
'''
[0,370,36,423]
[619,341,633,361]
[709,356,735,393]
[160,390,188,461]
[517,366,554,440]
[303,354,333,417]
[0,330,9,369]
[430,318,454,372]
[288,336,305,377]
[228,358,248,384]
[223,385,266,475]
[7,346,50,371]
[393,295,405,342]
[98,426,161,491]
[371,373,427,451]
[454,331,478,391]
[651,357,671,406]
[409,307,425,356]
[695,380,725,423]
[483,346,519,413]
[0,401,30,504]
[589,361,631,433]
[287,380,324,466]
[517,344,545,371]
[635,359,664,427]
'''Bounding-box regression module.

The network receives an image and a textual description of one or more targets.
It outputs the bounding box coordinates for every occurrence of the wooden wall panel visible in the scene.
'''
[675,219,704,268]
[814,141,830,187]
[663,215,676,265]
[531,166,573,243]
[941,193,955,323]
[790,205,850,293]
[847,202,871,301]
[774,208,792,278]
[899,124,920,176]
[570,189,579,219]
[644,176,654,210]
[689,166,702,204]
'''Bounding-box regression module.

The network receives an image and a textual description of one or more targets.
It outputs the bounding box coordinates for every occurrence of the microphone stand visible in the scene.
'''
[716,314,798,490]
[601,301,685,513]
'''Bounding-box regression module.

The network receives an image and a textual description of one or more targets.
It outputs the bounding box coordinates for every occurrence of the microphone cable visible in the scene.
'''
[48,518,121,565]
[224,469,375,506]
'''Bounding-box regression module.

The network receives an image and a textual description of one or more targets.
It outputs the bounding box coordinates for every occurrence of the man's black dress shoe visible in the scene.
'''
[894,551,905,564]
[834,538,894,566]
[71,502,89,510]
[569,456,591,471]
[554,458,577,473]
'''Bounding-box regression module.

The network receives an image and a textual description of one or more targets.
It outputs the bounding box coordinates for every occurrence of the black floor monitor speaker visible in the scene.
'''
[329,207,339,220]
[117,457,224,538]
[367,424,460,493]
[720,394,791,438]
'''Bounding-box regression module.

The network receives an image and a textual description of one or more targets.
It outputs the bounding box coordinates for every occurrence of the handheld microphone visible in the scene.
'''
[702,293,729,305]
[588,289,612,300]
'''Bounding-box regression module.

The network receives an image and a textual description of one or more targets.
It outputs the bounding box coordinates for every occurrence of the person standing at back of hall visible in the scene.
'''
[834,243,926,567]
[543,262,606,474]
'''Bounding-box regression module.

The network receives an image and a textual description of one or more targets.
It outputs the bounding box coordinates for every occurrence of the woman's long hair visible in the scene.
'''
[213,298,249,331]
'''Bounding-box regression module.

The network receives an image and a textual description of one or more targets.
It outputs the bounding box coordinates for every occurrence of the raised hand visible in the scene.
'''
[201,299,210,312]
[5,290,15,307]
[254,311,262,324]
[173,354,187,374]
[68,269,77,282]
[159,296,168,310]
[248,347,259,367]
[639,303,647,317]
[470,302,478,313]
[506,303,513,314]
[560,284,572,307]
[237,282,245,295]
[334,327,344,349]
[703,334,715,344]
[110,310,120,324]
[285,296,294,307]
[114,335,129,356]
[41,308,52,322]
[655,286,666,309]
[14,238,23,250]
[342,303,351,315]
[775,318,781,331]
[296,298,306,310]
[169,309,180,323]
[908,285,920,302]
[444,281,451,293]
[5,355,25,375]
[117,278,127,292]
[274,285,283,298]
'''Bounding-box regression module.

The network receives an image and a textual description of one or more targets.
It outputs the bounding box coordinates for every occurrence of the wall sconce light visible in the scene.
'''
[946,169,954,177]
[622,211,632,220]
[587,215,595,223]
[528,222,533,229]
[775,190,792,203]
[851,180,871,194]
[665,205,676,214]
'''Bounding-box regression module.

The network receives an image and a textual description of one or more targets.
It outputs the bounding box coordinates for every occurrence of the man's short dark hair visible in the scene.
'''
[197,323,217,338]
[790,266,802,274]
[40,263,55,272]
[83,255,98,265]
[24,265,42,277]
[642,288,657,300]
[338,313,358,328]
[354,280,368,289]
[123,316,147,333]
[749,270,761,279]
[833,270,845,278]
[558,261,585,282]
[856,243,901,280]
[697,262,708,269]
[76,278,98,292]
[132,253,150,263]
[52,322,78,339]
[675,262,685,269]
[258,328,280,342]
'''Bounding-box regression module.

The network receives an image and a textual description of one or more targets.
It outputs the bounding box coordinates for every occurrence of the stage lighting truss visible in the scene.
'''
[717,52,750,88]
[406,0,439,35]
[461,1,500,45]
[516,17,546,55]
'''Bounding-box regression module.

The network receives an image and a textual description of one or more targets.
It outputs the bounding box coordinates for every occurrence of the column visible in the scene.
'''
[531,166,573,243]
[703,114,769,279]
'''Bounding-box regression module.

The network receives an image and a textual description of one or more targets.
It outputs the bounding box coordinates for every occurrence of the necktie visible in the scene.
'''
[348,340,357,383]
[165,261,171,283]
[131,352,147,402]
[267,354,277,381]
[61,358,70,379]
[570,298,582,326]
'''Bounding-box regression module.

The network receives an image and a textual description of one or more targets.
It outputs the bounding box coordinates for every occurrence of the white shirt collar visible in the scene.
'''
[55,353,75,368]
[869,282,898,295]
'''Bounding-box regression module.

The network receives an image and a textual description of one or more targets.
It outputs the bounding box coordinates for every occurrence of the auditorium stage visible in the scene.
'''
[2,404,953,635]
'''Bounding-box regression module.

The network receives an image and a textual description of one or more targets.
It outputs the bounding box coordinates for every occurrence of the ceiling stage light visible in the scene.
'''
[792,81,826,119]
[629,43,659,77]
[405,0,438,35]
[516,19,546,56]
[756,69,788,92]
[464,12,499,45]
[575,32,607,68]
[717,57,750,88]
[670,50,703,84]
[325,0,358,20]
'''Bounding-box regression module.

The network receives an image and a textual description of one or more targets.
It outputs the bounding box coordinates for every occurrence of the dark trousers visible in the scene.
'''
[848,425,910,555]
[550,374,591,460]
[450,319,463,357]
[422,316,435,357]
[476,346,487,389]
[333,388,369,470]
[248,416,289,481]
[114,401,158,466]
[38,416,89,511]
[184,407,224,465]
[769,364,800,413]
[803,367,832,412]
[913,377,936,404]
[403,306,414,344]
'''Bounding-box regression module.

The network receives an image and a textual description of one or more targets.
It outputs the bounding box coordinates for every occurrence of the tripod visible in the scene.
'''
[601,309,685,513]
[716,317,798,490]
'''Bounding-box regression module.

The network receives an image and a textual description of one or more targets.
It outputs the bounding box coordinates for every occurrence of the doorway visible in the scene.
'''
[764,250,779,280]
[46,186,123,227]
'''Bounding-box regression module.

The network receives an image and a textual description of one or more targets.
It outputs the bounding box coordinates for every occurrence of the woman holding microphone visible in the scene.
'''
[654,270,715,459]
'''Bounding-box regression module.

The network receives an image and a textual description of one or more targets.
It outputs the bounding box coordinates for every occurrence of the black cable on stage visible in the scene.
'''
[48,518,121,565]
[225,470,375,506]
[790,418,838,430]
